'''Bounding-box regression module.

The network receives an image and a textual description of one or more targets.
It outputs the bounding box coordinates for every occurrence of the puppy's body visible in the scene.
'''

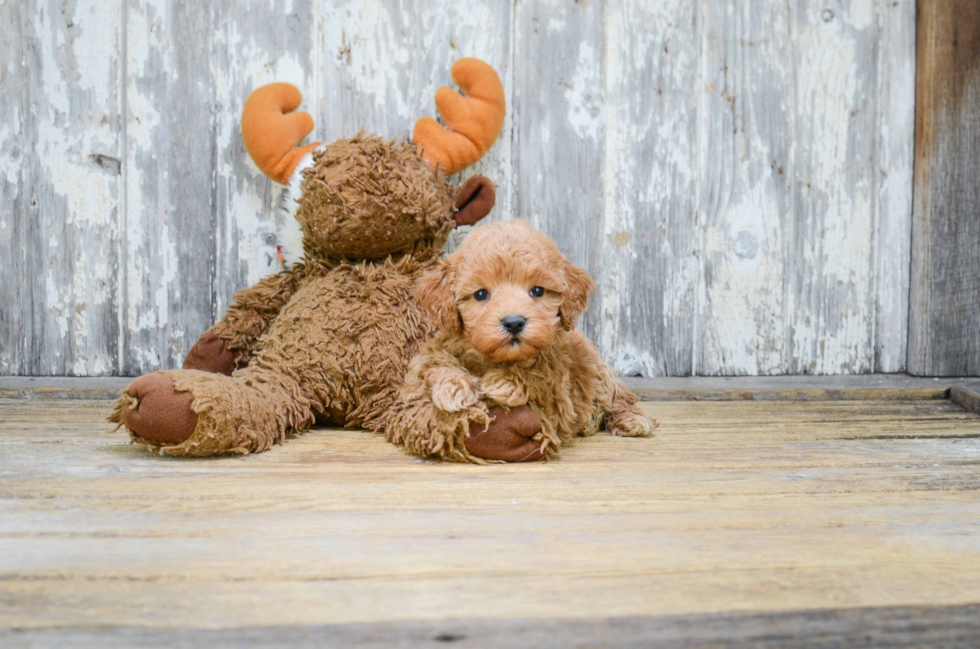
[386,221,655,462]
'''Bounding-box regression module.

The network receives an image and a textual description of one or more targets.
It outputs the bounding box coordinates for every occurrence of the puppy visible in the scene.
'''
[385,220,656,463]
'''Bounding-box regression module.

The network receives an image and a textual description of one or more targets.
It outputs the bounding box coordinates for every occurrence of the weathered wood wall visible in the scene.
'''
[909,0,980,377]
[0,0,917,377]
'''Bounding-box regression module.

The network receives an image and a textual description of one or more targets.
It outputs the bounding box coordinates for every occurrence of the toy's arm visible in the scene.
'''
[183,268,302,375]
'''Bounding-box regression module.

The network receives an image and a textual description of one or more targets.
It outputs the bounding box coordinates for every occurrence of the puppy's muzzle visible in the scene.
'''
[501,315,526,337]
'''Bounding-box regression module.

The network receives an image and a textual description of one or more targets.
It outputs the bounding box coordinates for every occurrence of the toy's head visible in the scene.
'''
[242,59,505,264]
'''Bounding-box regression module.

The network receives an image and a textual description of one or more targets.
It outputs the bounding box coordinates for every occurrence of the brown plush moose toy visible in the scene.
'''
[110,58,536,460]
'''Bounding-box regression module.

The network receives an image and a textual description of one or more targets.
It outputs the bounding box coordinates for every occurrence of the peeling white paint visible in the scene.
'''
[0,124,21,187]
[4,0,916,377]
[21,0,123,375]
[564,41,603,142]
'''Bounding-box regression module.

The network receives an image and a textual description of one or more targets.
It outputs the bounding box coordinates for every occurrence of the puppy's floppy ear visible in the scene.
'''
[417,255,461,332]
[453,175,495,226]
[558,257,596,331]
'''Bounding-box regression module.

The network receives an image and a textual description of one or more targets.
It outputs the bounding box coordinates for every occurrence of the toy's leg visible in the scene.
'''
[179,269,305,376]
[182,332,238,375]
[597,366,658,437]
[109,367,315,456]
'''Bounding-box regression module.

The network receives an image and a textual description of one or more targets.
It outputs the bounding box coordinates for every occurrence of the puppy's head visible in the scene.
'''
[418,220,595,363]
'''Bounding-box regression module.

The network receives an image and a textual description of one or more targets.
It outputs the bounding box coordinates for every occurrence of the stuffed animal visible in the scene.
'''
[109,59,539,460]
[385,220,657,463]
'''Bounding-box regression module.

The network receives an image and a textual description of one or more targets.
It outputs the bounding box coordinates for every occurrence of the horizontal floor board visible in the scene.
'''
[1,398,979,635]
[4,604,979,649]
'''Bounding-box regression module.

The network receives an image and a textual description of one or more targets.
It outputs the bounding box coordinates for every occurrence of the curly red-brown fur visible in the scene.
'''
[385,221,657,462]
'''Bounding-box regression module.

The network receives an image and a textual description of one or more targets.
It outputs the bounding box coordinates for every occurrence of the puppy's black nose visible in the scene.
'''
[501,315,527,336]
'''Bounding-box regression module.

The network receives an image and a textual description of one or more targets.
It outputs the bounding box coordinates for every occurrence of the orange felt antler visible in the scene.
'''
[413,58,506,175]
[241,83,321,185]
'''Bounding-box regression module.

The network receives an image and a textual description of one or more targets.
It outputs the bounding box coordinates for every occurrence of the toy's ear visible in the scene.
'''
[417,256,461,333]
[454,175,495,226]
[558,257,596,331]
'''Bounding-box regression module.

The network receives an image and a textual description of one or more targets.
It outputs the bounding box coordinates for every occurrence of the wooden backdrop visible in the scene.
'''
[0,0,918,377]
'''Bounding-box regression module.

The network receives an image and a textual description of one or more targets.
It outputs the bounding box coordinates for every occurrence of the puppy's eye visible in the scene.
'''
[529,286,545,298]
[474,289,490,301]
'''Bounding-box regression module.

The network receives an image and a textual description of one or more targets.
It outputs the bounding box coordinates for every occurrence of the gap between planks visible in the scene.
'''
[2,375,980,413]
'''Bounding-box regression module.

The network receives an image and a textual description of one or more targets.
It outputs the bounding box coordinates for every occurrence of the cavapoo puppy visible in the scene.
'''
[385,220,656,463]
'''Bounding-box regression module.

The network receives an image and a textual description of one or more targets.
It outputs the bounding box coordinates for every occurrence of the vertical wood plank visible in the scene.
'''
[699,0,882,376]
[315,0,513,254]
[123,0,215,374]
[872,0,915,373]
[210,2,317,316]
[600,0,699,376]
[0,1,30,375]
[908,0,980,376]
[18,0,123,376]
[512,0,605,342]
[697,0,795,375]
[788,0,879,374]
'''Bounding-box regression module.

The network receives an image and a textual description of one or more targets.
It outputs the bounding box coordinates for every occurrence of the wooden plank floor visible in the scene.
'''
[2,395,980,647]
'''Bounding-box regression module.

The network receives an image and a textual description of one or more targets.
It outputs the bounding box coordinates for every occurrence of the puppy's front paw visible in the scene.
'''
[431,374,482,413]
[609,411,658,437]
[480,373,528,407]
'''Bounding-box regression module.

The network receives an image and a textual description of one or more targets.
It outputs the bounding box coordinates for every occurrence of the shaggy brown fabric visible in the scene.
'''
[109,133,505,459]
[209,266,305,367]
[298,134,454,261]
[114,372,198,445]
[182,332,237,375]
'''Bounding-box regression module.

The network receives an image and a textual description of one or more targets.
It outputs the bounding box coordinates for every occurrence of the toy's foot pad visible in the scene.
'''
[121,373,198,445]
[466,405,544,462]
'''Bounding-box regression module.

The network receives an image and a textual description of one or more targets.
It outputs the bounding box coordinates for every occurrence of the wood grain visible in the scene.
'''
[874,0,916,373]
[1,397,979,638]
[698,1,911,376]
[626,373,957,401]
[2,2,920,377]
[122,0,216,374]
[0,1,29,375]
[788,0,880,375]
[600,0,699,376]
[698,0,796,375]
[950,384,980,416]
[909,0,980,376]
[3,1,123,376]
[4,604,978,648]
